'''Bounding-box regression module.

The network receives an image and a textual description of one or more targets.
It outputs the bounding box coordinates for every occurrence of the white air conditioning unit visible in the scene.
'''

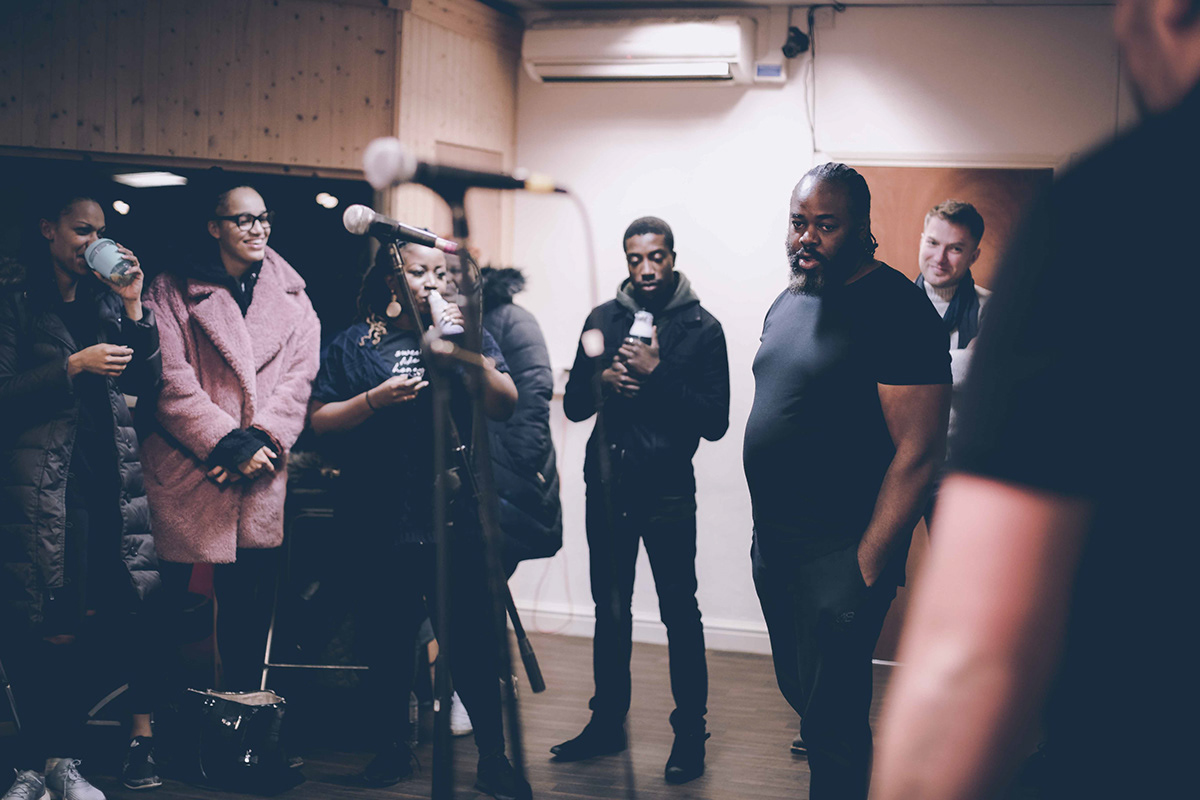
[522,17,756,85]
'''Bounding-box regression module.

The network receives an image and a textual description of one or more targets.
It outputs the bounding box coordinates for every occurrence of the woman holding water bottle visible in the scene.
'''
[0,189,165,798]
[308,243,527,799]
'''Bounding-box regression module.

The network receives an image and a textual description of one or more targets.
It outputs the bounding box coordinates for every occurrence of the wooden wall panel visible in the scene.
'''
[390,5,520,263]
[0,0,398,171]
[0,8,23,146]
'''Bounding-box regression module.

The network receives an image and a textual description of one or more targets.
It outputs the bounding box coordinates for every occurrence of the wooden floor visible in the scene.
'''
[40,632,894,800]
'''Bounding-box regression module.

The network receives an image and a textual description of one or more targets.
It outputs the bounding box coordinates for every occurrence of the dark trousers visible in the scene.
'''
[3,609,162,770]
[160,549,279,692]
[585,491,707,734]
[752,541,897,800]
[359,540,506,760]
[3,453,162,771]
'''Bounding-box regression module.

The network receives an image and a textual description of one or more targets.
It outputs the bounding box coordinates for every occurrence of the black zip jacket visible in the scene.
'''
[564,272,729,498]
[0,260,162,633]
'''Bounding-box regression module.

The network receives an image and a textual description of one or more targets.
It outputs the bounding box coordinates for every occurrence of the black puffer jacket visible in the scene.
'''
[564,272,729,497]
[0,260,162,633]
[481,268,562,565]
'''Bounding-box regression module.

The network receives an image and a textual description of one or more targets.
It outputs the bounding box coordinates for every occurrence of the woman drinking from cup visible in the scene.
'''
[0,189,164,798]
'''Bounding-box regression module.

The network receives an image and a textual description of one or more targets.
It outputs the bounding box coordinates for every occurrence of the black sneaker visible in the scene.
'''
[791,733,807,756]
[474,755,531,800]
[549,719,626,762]
[122,738,163,791]
[664,731,709,784]
[359,742,416,788]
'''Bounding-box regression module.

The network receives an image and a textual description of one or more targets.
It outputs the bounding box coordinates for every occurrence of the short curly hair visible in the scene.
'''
[926,199,984,243]
[623,216,674,252]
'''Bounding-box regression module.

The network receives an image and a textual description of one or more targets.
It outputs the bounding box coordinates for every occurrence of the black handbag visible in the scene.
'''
[180,689,304,794]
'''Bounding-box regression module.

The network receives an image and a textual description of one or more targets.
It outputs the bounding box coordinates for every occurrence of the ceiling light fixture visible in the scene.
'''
[111,171,188,188]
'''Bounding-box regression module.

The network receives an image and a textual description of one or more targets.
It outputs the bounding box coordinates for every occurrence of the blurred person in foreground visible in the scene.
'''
[871,2,1200,797]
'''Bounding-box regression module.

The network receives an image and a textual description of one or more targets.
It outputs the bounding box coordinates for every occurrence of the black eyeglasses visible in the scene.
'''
[213,211,275,231]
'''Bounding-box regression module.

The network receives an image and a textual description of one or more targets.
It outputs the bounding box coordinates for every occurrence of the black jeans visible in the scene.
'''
[585,490,707,734]
[358,540,507,760]
[752,540,897,800]
[3,609,163,771]
[160,549,279,692]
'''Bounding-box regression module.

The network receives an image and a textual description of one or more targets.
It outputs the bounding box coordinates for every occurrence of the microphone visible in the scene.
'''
[342,204,459,253]
[363,137,564,194]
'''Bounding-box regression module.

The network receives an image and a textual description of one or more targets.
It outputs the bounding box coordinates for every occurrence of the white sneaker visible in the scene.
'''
[44,761,104,800]
[3,771,49,800]
[449,691,473,737]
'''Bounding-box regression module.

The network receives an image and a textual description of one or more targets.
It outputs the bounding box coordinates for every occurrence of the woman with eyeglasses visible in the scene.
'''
[141,183,320,692]
[1,188,163,798]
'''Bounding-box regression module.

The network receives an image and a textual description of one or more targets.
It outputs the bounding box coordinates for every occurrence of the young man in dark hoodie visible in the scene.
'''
[556,217,729,784]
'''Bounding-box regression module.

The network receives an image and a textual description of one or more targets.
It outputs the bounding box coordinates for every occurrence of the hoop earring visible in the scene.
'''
[385,293,402,318]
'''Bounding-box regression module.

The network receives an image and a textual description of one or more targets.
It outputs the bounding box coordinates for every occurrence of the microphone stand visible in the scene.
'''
[385,242,456,799]
[384,187,532,798]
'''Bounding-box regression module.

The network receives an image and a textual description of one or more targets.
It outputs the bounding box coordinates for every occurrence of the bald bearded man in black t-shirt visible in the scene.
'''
[743,163,951,800]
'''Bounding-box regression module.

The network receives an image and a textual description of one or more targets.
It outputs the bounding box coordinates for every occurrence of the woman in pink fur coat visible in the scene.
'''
[141,184,319,690]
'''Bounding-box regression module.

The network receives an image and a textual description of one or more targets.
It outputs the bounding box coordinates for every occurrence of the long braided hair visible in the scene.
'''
[801,162,879,259]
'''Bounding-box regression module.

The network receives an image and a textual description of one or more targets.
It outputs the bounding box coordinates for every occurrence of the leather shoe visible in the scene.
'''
[664,731,709,784]
[549,719,626,762]
[475,754,532,800]
[360,741,416,788]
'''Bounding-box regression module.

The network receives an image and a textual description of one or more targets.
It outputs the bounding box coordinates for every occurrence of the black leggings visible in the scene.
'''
[159,549,279,692]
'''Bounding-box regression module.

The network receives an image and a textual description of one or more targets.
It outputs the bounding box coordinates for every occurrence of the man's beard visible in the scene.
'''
[786,239,861,296]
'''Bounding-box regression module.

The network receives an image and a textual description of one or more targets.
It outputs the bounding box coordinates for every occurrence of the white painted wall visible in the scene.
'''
[506,5,1132,654]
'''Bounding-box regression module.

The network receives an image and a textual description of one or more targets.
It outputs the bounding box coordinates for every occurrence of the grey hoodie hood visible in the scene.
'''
[616,271,699,316]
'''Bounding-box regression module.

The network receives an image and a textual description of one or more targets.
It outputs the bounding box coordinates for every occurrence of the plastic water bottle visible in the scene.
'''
[428,290,464,334]
[628,310,654,344]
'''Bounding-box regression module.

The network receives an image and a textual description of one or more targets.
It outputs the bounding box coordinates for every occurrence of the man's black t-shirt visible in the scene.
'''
[948,86,1200,795]
[743,264,949,563]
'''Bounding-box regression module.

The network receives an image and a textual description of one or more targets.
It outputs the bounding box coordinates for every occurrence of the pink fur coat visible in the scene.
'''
[142,247,320,563]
